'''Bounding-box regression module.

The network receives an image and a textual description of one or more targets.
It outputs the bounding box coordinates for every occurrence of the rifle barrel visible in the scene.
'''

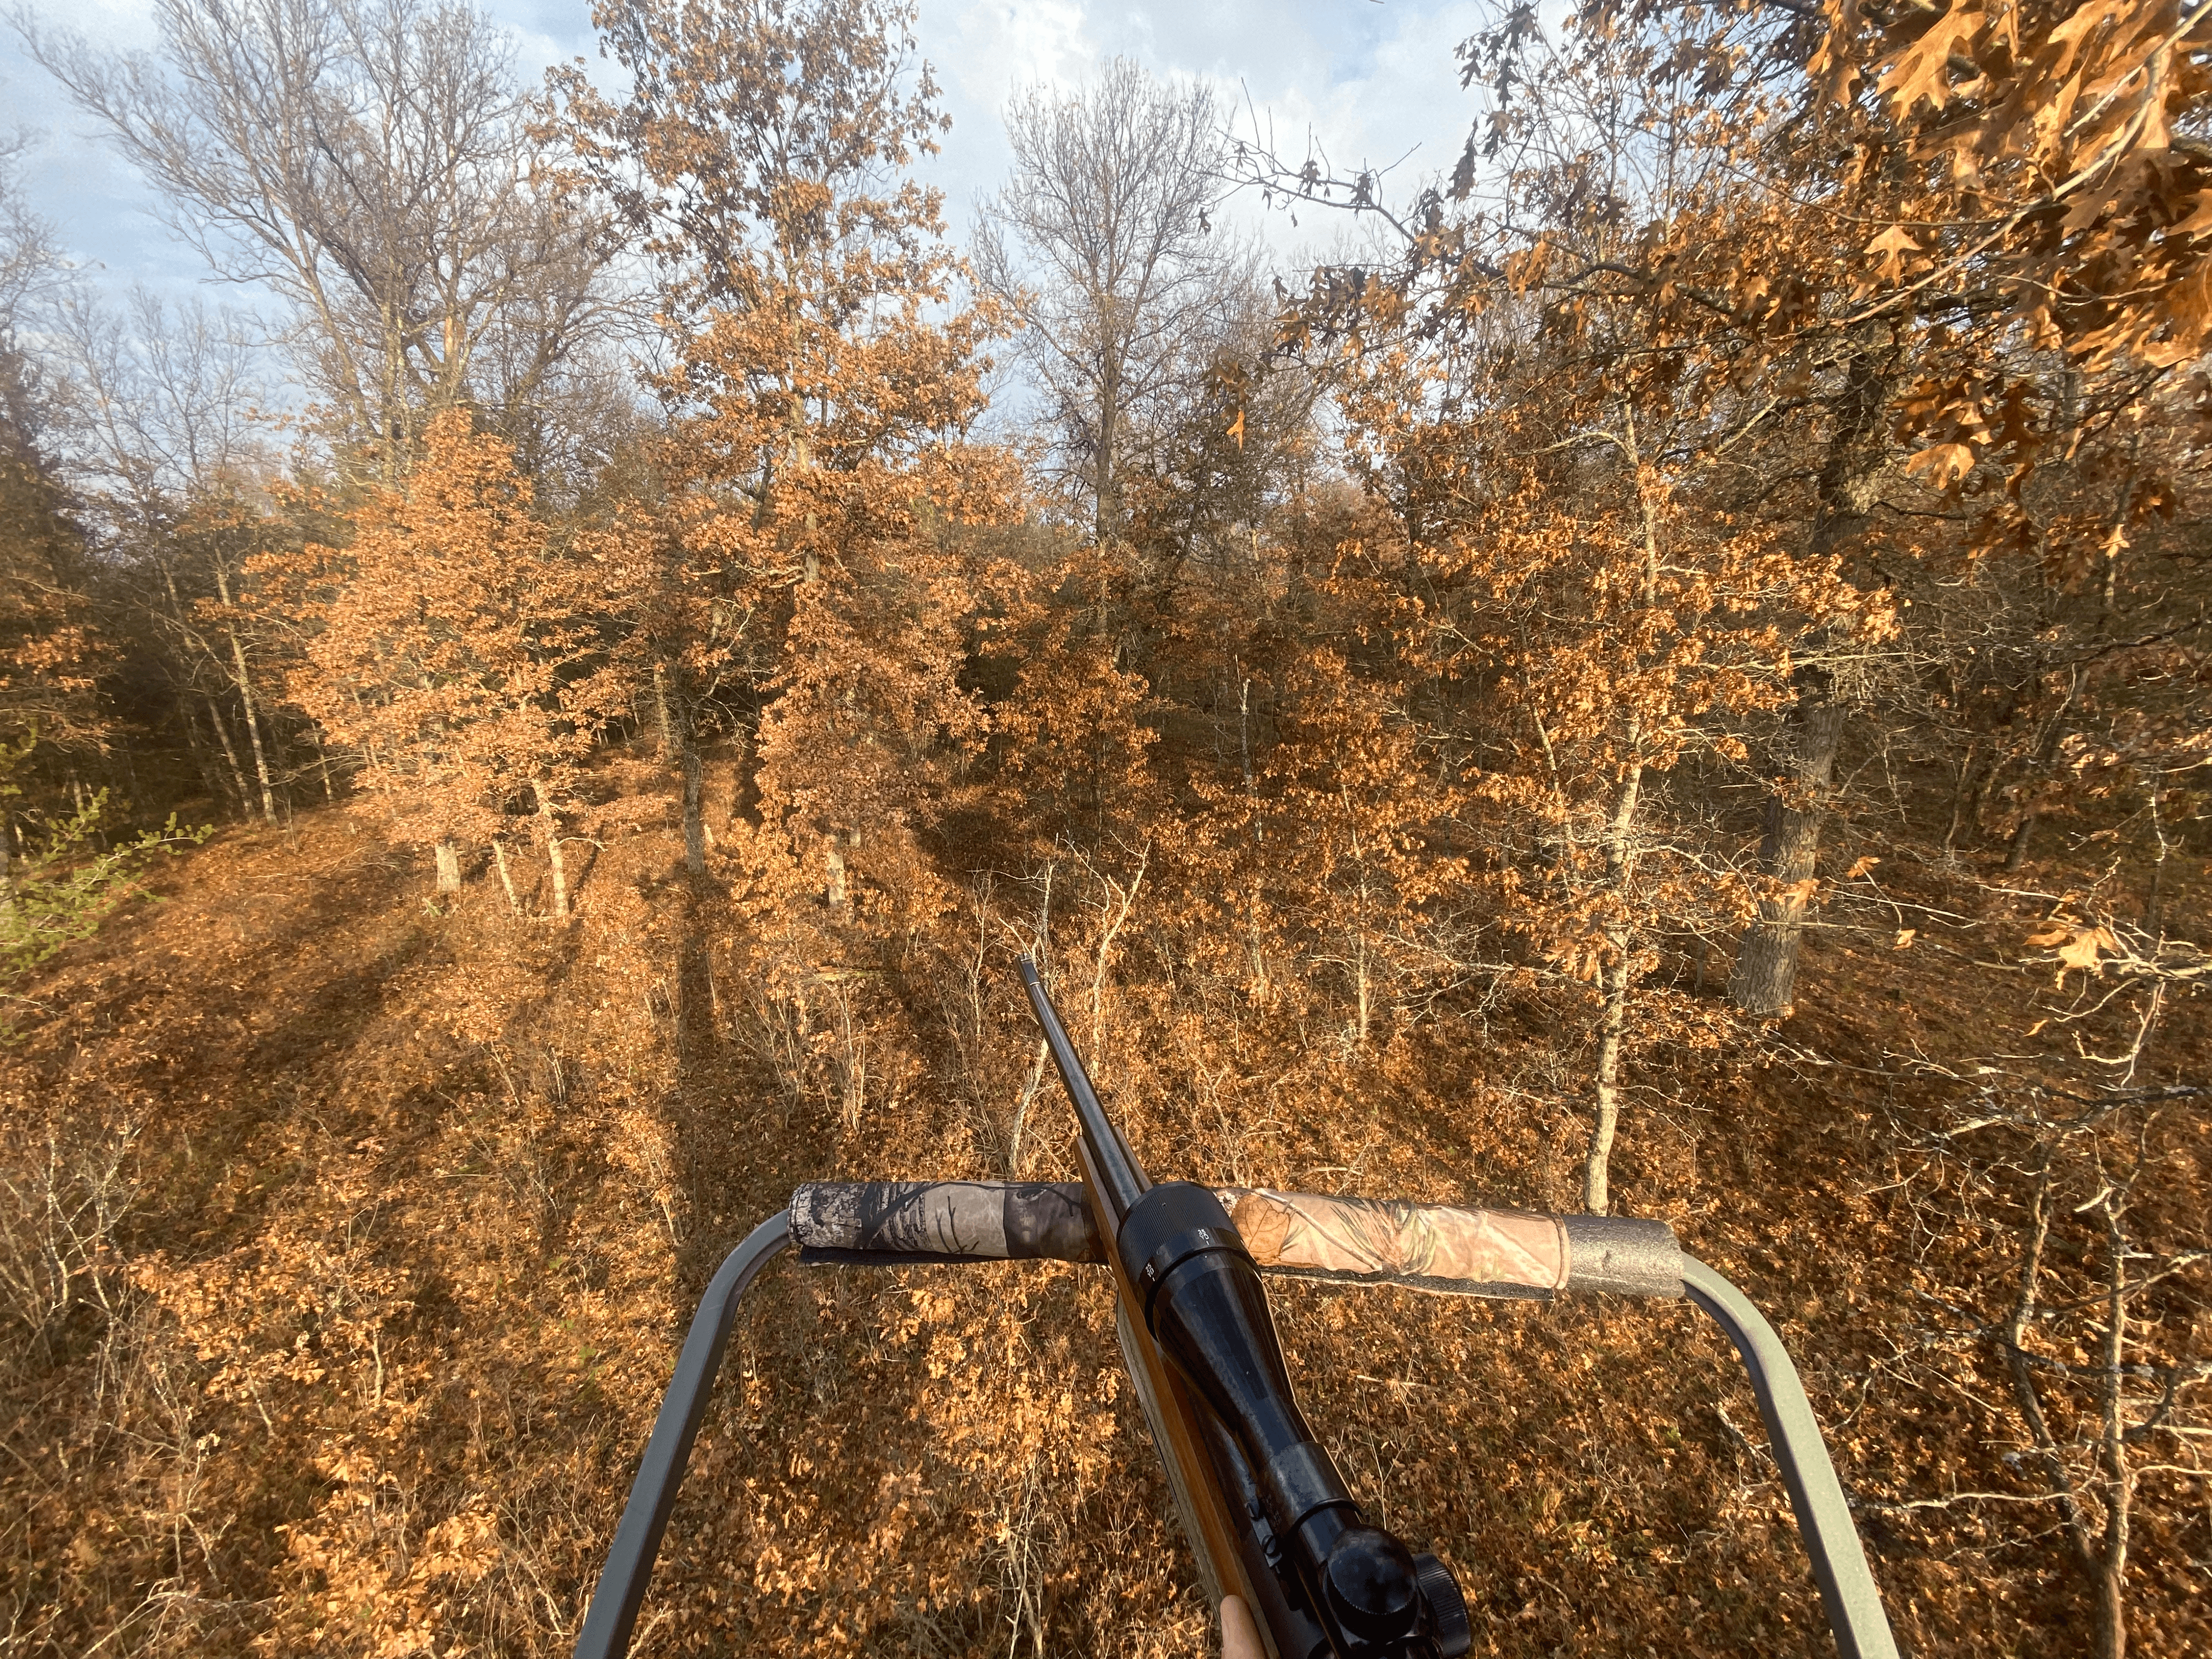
[1017,956,1148,1223]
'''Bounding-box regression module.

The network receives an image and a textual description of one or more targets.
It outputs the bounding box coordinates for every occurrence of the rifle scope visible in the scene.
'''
[1022,957,1469,1658]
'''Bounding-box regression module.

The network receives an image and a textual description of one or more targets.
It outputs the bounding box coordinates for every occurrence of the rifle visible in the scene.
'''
[573,958,1902,1659]
[1014,955,1469,1658]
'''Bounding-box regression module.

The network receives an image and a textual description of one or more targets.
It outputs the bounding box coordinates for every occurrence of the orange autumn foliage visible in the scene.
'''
[299,410,633,912]
[0,4,2204,1659]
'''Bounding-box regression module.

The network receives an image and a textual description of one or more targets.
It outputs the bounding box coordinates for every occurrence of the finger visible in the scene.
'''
[1219,1593,1265,1659]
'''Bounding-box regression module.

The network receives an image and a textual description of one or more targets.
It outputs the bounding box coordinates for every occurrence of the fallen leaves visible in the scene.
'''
[2026,917,2121,978]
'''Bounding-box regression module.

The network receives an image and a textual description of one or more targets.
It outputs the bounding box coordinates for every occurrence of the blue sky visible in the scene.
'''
[2,0,1487,311]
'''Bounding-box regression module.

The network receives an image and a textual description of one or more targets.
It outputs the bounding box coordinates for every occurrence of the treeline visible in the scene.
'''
[0,0,2206,1653]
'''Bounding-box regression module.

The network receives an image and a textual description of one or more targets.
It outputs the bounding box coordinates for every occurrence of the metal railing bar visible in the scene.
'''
[573,1210,793,1659]
[1681,1255,1901,1659]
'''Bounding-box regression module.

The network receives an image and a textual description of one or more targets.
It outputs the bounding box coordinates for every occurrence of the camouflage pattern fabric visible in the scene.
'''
[792,1181,1569,1297]
[791,1180,1102,1263]
[1215,1189,1567,1299]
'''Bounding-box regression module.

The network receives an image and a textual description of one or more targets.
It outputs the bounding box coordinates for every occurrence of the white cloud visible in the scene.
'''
[919,0,1484,278]
[2,0,1490,308]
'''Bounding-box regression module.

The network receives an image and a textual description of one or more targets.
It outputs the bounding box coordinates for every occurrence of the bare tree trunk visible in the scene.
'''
[974,63,1223,552]
[682,744,706,876]
[434,840,461,894]
[1732,692,1847,1015]
[1006,1037,1049,1178]
[1943,739,1982,854]
[654,662,679,758]
[1583,414,1660,1212]
[237,670,277,822]
[206,692,251,814]
[0,817,16,927]
[1584,738,1646,1214]
[490,839,521,915]
[2094,1207,2134,1659]
[2097,1560,2128,1659]
[1733,338,1894,1012]
[178,699,229,815]
[656,662,707,876]
[546,834,570,918]
[1966,752,2002,845]
[1096,358,1120,543]
[1583,940,1632,1214]
[2143,786,2171,935]
[214,566,278,825]
[539,787,569,918]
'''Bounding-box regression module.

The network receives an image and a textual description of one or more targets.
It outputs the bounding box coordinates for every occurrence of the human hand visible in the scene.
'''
[1219,1594,1264,1659]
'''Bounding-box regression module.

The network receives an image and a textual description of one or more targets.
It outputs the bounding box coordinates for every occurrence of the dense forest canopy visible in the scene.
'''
[0,0,2205,1656]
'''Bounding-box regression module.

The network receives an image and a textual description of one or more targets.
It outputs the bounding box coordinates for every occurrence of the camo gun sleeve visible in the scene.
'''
[791,1180,1103,1263]
[792,1181,1673,1296]
[1215,1188,1568,1299]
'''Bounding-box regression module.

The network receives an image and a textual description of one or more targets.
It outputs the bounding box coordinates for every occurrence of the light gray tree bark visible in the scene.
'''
[975,59,1238,544]
[14,0,626,481]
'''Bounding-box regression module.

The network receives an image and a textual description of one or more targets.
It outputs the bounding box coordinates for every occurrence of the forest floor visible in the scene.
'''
[1,752,2204,1658]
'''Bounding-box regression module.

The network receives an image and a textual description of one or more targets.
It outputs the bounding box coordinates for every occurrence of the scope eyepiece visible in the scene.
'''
[1116,1183,1473,1658]
[1321,1525,1421,1644]
[1019,963,1482,1659]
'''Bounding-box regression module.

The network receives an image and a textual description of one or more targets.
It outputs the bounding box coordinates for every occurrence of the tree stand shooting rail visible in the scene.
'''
[574,965,1900,1659]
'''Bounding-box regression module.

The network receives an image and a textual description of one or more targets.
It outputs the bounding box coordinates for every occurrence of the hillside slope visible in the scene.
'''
[2,755,2204,1658]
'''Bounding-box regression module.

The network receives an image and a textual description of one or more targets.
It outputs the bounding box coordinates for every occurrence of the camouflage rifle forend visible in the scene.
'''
[787,1177,1680,1298]
[571,963,1903,1659]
